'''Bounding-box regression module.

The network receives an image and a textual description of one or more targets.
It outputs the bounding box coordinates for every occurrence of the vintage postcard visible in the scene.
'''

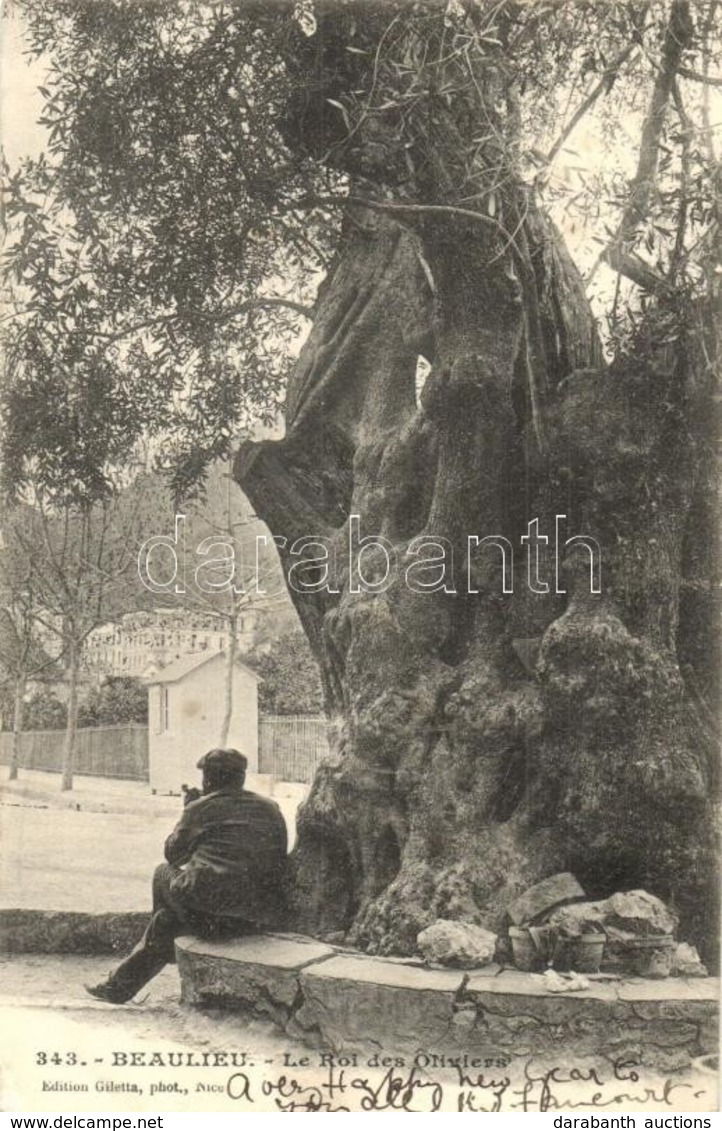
[0,0,719,1116]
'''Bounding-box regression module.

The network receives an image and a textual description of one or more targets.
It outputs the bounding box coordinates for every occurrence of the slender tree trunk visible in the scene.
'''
[218,613,237,748]
[61,640,79,791]
[8,673,25,781]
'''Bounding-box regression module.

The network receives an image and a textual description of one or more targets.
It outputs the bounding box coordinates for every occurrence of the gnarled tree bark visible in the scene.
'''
[235,1,718,962]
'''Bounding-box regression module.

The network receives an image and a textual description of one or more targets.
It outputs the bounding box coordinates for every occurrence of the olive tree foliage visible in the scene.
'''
[1,0,720,956]
[2,0,340,502]
[1,1,718,493]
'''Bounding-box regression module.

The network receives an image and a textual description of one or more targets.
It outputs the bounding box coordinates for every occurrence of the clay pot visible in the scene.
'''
[509,926,546,972]
[615,935,675,978]
[554,933,606,973]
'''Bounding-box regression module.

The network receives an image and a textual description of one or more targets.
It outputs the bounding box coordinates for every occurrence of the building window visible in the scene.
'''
[159,686,169,733]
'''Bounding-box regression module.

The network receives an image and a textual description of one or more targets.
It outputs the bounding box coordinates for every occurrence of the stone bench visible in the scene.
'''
[175,934,718,1073]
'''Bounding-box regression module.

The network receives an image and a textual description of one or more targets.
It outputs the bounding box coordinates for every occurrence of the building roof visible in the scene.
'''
[147,650,260,684]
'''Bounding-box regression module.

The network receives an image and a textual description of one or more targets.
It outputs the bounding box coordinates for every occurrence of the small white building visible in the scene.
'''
[147,652,259,794]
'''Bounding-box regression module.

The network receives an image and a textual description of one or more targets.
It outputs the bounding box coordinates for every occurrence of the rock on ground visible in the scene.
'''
[674,943,708,977]
[416,919,497,967]
[507,873,585,926]
[547,890,677,940]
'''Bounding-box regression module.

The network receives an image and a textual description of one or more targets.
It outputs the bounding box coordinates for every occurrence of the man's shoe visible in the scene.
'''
[85,981,132,1005]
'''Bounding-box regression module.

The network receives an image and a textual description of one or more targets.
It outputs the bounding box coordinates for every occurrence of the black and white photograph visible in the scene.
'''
[0,0,720,1116]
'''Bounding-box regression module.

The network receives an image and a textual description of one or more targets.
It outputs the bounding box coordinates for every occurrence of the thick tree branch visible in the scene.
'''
[212,296,314,321]
[307,192,594,452]
[95,296,313,347]
[677,64,722,87]
[671,79,692,273]
[604,247,673,292]
[602,0,694,290]
[700,1,719,162]
[308,194,527,266]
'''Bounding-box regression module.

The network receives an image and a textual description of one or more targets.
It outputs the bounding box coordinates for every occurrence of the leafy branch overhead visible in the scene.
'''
[2,0,340,502]
[1,0,720,504]
[0,0,719,953]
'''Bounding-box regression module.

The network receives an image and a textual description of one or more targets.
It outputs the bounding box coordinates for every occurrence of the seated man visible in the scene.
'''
[87,747,288,1004]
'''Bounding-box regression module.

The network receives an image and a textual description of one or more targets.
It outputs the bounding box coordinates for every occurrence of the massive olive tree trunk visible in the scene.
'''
[235,2,718,961]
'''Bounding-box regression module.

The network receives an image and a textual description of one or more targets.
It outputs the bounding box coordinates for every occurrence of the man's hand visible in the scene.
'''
[182,785,202,807]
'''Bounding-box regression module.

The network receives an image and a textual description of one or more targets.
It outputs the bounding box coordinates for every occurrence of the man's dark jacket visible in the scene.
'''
[164,788,288,927]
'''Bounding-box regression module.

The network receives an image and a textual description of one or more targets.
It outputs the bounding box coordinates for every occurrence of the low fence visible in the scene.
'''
[259,715,330,784]
[0,723,149,780]
[0,716,329,785]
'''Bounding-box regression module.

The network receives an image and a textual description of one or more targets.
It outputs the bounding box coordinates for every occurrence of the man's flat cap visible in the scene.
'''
[197,748,248,775]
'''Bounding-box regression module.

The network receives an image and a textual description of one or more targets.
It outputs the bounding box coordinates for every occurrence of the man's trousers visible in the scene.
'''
[102,863,253,1001]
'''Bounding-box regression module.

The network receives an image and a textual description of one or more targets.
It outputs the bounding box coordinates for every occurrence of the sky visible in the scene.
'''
[1,7,47,166]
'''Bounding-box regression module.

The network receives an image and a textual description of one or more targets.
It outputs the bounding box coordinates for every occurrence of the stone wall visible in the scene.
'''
[175,934,718,1075]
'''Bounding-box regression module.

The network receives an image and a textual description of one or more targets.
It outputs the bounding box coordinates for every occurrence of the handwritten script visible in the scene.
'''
[224,1059,708,1113]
